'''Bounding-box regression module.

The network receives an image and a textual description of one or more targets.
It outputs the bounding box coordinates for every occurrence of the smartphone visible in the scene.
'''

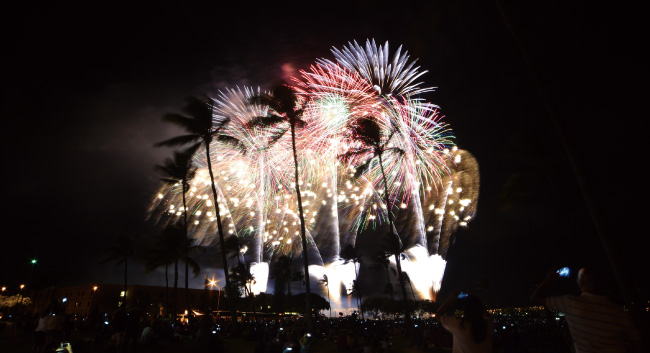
[556,267,570,277]
[457,292,468,299]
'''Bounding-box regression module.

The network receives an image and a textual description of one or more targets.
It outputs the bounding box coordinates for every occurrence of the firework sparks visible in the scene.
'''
[149,40,479,304]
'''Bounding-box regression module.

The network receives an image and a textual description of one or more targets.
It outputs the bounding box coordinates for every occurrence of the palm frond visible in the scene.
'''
[154,134,200,148]
[353,157,374,179]
[184,257,202,276]
[338,148,373,163]
[249,95,282,113]
[246,115,287,129]
[215,134,247,155]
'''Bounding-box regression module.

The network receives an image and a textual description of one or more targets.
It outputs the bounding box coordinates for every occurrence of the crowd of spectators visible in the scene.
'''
[0,303,613,353]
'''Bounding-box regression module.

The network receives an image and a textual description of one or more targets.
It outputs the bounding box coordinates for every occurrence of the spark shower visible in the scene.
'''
[148,39,479,311]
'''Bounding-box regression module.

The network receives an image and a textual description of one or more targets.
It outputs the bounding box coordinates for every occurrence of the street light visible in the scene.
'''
[207,277,221,315]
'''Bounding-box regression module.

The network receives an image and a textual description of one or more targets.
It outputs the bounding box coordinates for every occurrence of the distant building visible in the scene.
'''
[30,283,222,318]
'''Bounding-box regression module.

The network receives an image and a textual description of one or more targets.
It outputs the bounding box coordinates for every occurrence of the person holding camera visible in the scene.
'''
[434,291,493,353]
[531,267,643,353]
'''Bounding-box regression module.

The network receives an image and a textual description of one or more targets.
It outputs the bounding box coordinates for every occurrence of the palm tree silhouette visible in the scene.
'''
[155,95,243,320]
[248,83,314,330]
[340,115,410,319]
[319,274,331,318]
[154,148,200,317]
[147,222,202,319]
[340,243,363,315]
[155,148,197,234]
[224,236,253,302]
[270,255,293,313]
[370,245,394,301]
[144,236,173,317]
[101,234,135,308]
[230,262,256,317]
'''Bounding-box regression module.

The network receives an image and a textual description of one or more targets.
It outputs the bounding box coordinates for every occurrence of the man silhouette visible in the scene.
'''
[531,267,643,353]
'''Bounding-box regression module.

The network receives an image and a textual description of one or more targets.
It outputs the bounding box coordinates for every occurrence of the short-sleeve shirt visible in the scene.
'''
[546,293,641,353]
[440,315,493,353]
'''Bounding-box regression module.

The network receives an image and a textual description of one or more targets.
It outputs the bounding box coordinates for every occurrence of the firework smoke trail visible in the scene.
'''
[149,40,480,306]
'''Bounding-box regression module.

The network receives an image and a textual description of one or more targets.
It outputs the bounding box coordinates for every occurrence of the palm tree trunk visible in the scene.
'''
[182,176,192,320]
[174,259,179,321]
[204,140,236,321]
[124,257,128,309]
[165,264,169,317]
[384,264,394,301]
[291,123,312,331]
[494,0,629,302]
[182,178,188,234]
[378,150,409,318]
[354,260,363,319]
[185,261,191,320]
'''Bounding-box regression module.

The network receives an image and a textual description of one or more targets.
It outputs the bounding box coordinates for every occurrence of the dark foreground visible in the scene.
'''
[1,312,573,353]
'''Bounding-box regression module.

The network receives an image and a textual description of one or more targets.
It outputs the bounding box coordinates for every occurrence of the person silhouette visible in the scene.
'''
[531,267,643,353]
[435,291,493,353]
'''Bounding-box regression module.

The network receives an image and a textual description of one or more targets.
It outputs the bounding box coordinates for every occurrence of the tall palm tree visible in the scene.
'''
[148,222,202,320]
[100,235,135,308]
[155,148,199,317]
[494,0,630,305]
[248,83,314,330]
[341,115,410,318]
[155,95,243,319]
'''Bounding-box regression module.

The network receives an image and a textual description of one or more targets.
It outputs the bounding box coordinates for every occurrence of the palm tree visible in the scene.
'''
[143,237,173,317]
[154,148,197,235]
[340,115,410,318]
[147,222,202,320]
[269,255,292,313]
[224,236,256,313]
[155,95,243,319]
[248,83,314,330]
[100,234,135,308]
[340,243,363,316]
[154,148,199,317]
[319,275,331,318]
[230,263,256,317]
[494,1,630,306]
[370,249,394,301]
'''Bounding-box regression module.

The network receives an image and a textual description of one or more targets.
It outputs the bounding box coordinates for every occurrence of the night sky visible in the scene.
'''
[2,0,645,307]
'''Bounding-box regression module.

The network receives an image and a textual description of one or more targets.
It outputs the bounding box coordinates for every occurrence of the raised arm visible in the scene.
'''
[434,290,460,320]
[530,269,559,306]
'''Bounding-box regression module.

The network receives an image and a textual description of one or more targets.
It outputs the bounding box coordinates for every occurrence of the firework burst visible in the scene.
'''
[149,40,479,306]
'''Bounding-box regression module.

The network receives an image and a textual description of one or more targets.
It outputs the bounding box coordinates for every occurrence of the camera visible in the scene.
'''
[556,267,570,277]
